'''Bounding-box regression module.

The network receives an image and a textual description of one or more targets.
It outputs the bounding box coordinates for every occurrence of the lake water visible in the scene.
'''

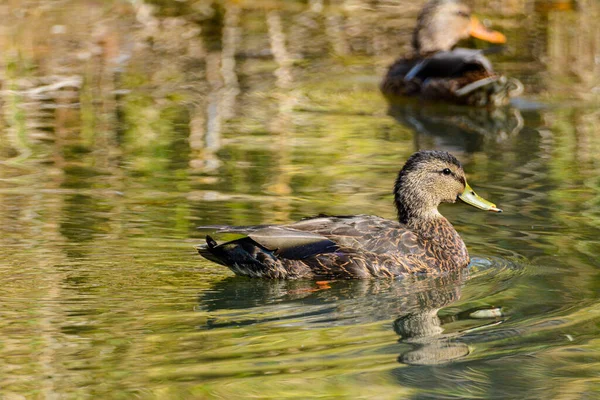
[1,0,599,398]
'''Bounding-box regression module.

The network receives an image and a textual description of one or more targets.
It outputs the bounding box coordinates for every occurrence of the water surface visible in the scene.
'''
[1,0,599,398]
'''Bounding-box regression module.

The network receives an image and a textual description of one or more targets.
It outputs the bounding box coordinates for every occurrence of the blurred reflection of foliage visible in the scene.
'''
[0,0,598,164]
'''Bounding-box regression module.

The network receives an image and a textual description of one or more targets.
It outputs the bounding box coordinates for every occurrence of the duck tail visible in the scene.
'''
[196,235,227,266]
[206,235,218,249]
[196,236,288,278]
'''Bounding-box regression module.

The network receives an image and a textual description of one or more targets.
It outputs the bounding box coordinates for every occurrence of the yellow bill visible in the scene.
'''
[468,16,507,44]
[459,183,502,212]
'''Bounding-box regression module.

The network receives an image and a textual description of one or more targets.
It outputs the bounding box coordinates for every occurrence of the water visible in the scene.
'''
[1,0,599,398]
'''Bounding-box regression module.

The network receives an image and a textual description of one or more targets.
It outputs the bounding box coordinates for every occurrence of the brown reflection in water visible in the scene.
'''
[267,11,294,89]
[543,0,599,98]
[265,8,298,224]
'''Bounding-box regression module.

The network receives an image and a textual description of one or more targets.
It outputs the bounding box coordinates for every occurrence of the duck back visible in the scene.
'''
[198,215,470,279]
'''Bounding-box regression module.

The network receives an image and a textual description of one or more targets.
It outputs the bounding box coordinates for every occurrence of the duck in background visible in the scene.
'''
[381,0,523,107]
[197,151,502,279]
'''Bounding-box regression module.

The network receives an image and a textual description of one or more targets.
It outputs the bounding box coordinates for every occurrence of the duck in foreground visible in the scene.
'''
[381,0,523,107]
[197,151,502,279]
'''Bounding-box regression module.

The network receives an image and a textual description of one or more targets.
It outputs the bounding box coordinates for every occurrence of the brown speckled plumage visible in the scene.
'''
[197,151,500,279]
[380,0,522,106]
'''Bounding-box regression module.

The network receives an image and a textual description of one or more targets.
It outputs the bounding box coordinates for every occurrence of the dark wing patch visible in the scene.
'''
[407,49,493,81]
[248,227,338,260]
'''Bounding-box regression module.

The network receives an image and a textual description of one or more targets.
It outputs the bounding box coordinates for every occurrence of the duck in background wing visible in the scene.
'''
[197,151,502,279]
[381,0,523,107]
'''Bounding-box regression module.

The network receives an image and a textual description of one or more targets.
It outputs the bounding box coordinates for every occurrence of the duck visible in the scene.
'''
[197,151,502,279]
[381,0,523,107]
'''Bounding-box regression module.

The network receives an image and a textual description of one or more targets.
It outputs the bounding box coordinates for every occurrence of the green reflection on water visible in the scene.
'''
[0,0,599,398]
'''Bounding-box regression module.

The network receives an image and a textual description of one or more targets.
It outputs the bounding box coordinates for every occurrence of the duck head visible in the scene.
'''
[394,151,501,225]
[413,0,507,56]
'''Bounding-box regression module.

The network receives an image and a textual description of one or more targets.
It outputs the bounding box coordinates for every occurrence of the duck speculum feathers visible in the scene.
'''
[381,0,523,107]
[197,151,502,279]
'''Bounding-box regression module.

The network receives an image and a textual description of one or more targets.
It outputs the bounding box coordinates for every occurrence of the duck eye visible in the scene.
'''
[456,10,470,18]
[442,168,452,176]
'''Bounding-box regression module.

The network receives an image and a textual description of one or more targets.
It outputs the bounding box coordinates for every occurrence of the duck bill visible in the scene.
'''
[459,183,502,212]
[468,16,506,44]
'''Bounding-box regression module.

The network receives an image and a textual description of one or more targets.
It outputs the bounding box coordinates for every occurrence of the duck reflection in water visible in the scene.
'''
[388,101,524,154]
[199,270,504,366]
[391,272,504,366]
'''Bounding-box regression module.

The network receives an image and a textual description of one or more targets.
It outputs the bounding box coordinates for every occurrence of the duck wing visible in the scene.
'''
[198,224,338,260]
[405,48,494,81]
[287,215,422,256]
[247,227,338,259]
[199,215,422,261]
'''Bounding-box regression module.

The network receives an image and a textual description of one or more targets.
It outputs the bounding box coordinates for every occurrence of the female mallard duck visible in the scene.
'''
[197,151,501,279]
[381,0,523,106]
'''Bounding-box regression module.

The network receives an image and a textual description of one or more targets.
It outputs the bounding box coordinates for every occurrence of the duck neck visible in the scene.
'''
[412,8,464,56]
[412,33,457,57]
[393,168,464,248]
[396,199,448,237]
[395,190,460,243]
